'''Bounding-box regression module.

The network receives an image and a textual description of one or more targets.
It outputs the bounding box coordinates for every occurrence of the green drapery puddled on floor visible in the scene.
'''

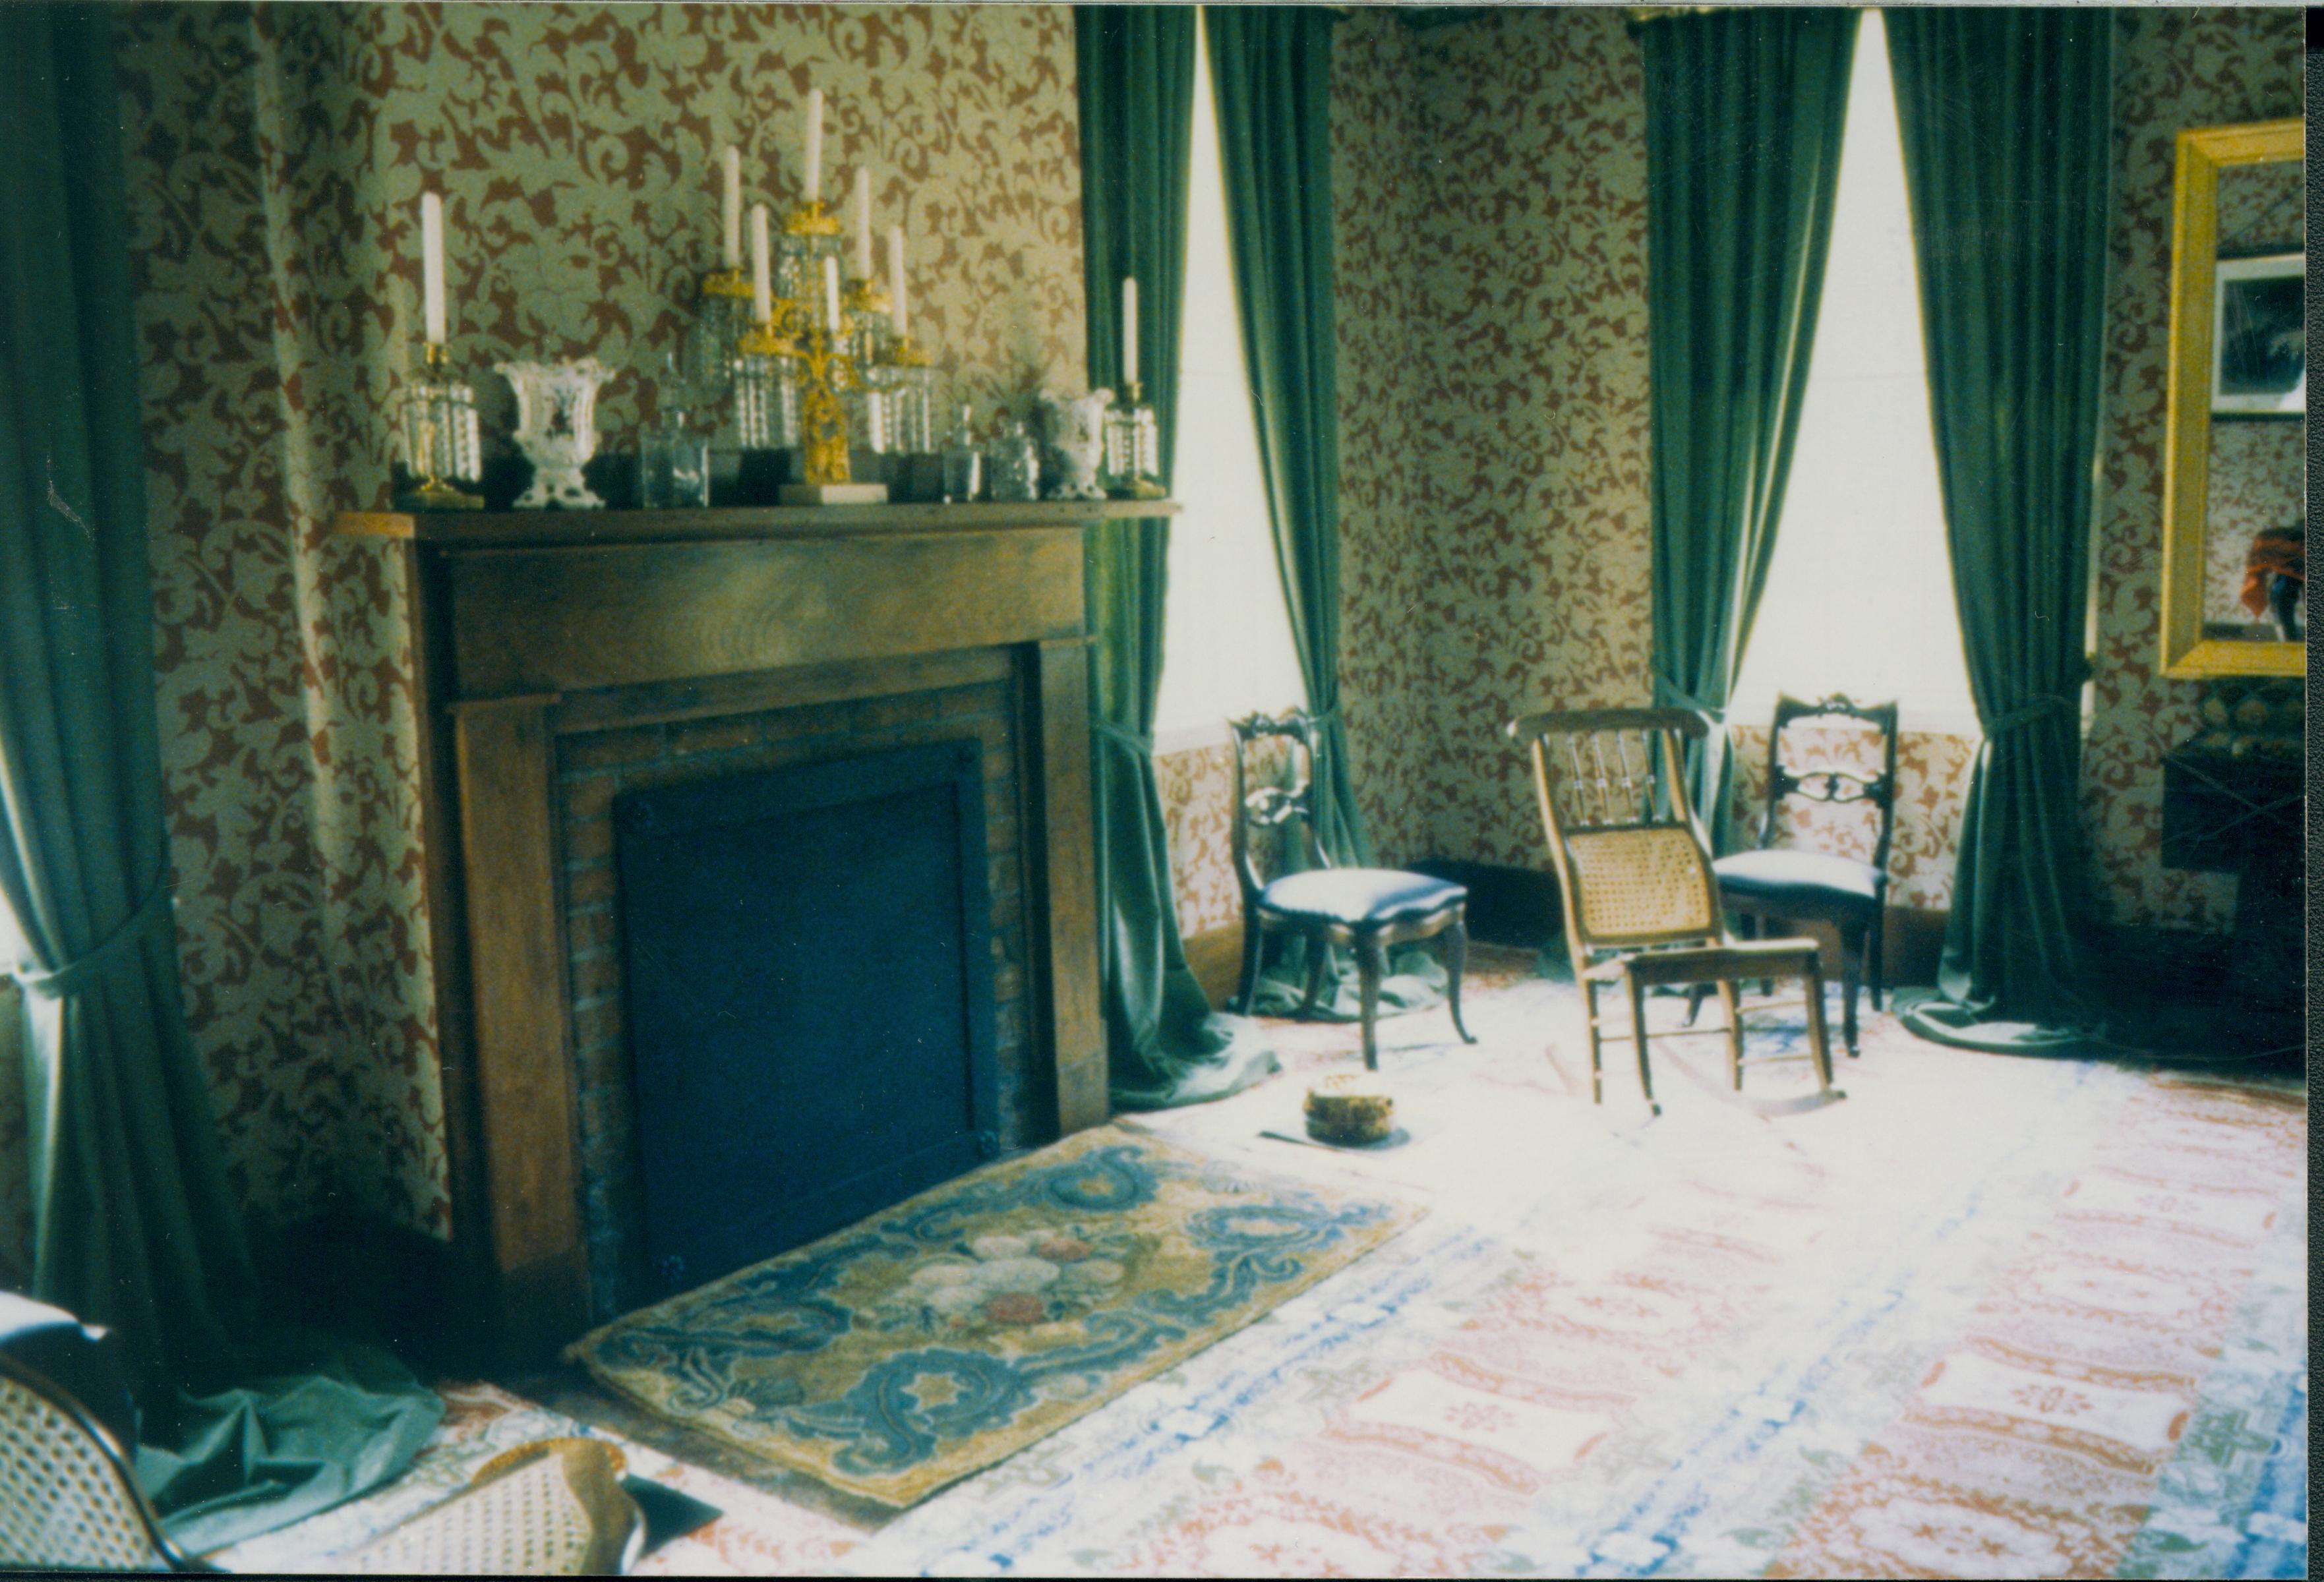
[1886,8,2112,1049]
[1640,8,1857,848]
[1206,6,1440,1023]
[1,7,438,1552]
[1075,5,1274,1108]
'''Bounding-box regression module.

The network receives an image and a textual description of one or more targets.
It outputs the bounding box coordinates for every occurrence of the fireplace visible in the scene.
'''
[338,500,1174,1361]
[613,742,1000,1308]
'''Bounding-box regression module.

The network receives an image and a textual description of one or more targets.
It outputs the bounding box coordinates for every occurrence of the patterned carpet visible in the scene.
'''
[218,947,2307,1577]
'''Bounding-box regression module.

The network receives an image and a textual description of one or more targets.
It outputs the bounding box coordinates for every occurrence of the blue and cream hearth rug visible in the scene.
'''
[565,1125,1425,1506]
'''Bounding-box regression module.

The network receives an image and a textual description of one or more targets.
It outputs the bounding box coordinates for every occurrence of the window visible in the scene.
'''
[1728,12,1979,736]
[1150,13,1307,749]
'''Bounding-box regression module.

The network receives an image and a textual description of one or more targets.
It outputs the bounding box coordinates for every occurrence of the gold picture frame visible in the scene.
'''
[2158,117,2304,679]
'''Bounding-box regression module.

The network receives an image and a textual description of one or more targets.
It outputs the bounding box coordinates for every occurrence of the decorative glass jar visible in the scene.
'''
[939,404,983,502]
[986,417,1041,502]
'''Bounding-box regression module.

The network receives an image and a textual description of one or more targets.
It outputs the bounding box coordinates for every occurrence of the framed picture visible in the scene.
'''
[2211,252,2305,416]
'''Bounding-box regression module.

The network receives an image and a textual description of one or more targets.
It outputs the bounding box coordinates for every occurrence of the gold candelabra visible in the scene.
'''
[741,203,886,502]
[788,319,862,486]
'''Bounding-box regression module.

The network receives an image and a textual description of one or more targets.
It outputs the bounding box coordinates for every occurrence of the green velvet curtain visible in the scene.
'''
[1,0,249,1394]
[1205,7,1441,1023]
[1641,8,1857,846]
[1076,5,1274,1109]
[1,7,439,1553]
[1887,7,2111,1047]
[1205,6,1361,867]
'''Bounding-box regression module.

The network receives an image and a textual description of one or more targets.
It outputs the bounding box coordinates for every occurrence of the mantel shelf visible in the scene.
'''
[336,498,1180,548]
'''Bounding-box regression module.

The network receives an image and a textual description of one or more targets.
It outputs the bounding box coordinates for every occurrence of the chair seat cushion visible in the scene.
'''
[1713,848,1882,912]
[1259,868,1466,927]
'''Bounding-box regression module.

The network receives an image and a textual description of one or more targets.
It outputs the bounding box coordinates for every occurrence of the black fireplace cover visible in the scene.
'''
[613,739,1000,1301]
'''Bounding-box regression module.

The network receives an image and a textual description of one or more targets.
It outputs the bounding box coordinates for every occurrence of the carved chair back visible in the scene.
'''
[1227,710,1330,905]
[1756,693,1900,877]
[1508,708,1723,958]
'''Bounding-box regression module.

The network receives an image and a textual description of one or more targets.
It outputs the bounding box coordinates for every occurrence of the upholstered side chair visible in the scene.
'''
[1228,709,1475,1070]
[1715,693,1897,1056]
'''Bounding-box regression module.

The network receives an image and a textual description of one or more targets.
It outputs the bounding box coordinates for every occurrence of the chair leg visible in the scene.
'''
[1739,910,1772,997]
[1840,920,1864,1058]
[1866,903,1886,1012]
[1443,920,1477,1045]
[1802,957,1836,1092]
[1298,939,1329,1020]
[1717,978,1744,1090]
[1582,979,1605,1104]
[1683,983,1712,1026]
[1624,969,1659,1116]
[1357,935,1386,1072]
[1236,918,1265,1014]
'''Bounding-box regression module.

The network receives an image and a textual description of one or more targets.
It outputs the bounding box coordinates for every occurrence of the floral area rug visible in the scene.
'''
[563,1125,1424,1506]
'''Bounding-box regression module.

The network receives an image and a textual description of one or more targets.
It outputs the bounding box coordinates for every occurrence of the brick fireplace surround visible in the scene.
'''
[339,502,1171,1361]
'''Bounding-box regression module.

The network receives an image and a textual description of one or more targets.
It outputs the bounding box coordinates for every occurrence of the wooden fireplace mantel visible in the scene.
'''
[338,500,1176,1362]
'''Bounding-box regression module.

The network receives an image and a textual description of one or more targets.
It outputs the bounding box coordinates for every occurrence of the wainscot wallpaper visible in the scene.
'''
[0,5,2289,1274]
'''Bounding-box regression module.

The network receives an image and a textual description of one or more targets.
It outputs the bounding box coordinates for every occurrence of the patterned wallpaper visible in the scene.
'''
[2085,7,2304,931]
[47,3,2295,1255]
[106,2,1087,1238]
[1330,12,1437,869]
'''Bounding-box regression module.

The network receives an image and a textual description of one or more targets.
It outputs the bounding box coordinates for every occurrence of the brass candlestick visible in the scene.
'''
[405,342,484,510]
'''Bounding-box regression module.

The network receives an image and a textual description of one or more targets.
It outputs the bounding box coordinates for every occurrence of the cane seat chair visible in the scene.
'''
[1715,693,1897,1056]
[336,1438,643,1575]
[1506,707,1837,1114]
[1230,709,1476,1070]
[0,1349,203,1571]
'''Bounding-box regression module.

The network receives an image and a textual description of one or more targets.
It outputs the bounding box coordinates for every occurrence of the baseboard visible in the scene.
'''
[2087,922,2241,1007]
[1406,858,1563,948]
[254,1207,473,1376]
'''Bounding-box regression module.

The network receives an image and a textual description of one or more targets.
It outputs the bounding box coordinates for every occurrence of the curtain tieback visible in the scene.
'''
[1093,720,1155,759]
[12,873,172,1001]
[1651,672,1725,721]
[1985,692,2079,736]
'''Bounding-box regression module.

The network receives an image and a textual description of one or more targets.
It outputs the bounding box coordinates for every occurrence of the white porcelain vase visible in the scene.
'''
[1040,387,1113,501]
[500,357,613,509]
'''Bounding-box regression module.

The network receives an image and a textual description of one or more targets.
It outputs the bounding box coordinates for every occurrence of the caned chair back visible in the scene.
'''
[1227,709,1330,901]
[1508,708,1723,957]
[1756,693,1900,873]
[0,1353,195,1571]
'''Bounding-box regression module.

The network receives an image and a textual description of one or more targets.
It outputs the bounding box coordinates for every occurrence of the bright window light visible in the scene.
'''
[1151,12,1307,749]
[1729,12,1979,737]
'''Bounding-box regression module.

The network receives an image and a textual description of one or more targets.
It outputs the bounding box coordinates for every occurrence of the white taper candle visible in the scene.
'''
[854,167,874,279]
[887,225,909,338]
[823,254,842,331]
[802,88,824,204]
[721,146,742,269]
[1122,276,1138,389]
[420,191,447,345]
[751,203,772,322]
